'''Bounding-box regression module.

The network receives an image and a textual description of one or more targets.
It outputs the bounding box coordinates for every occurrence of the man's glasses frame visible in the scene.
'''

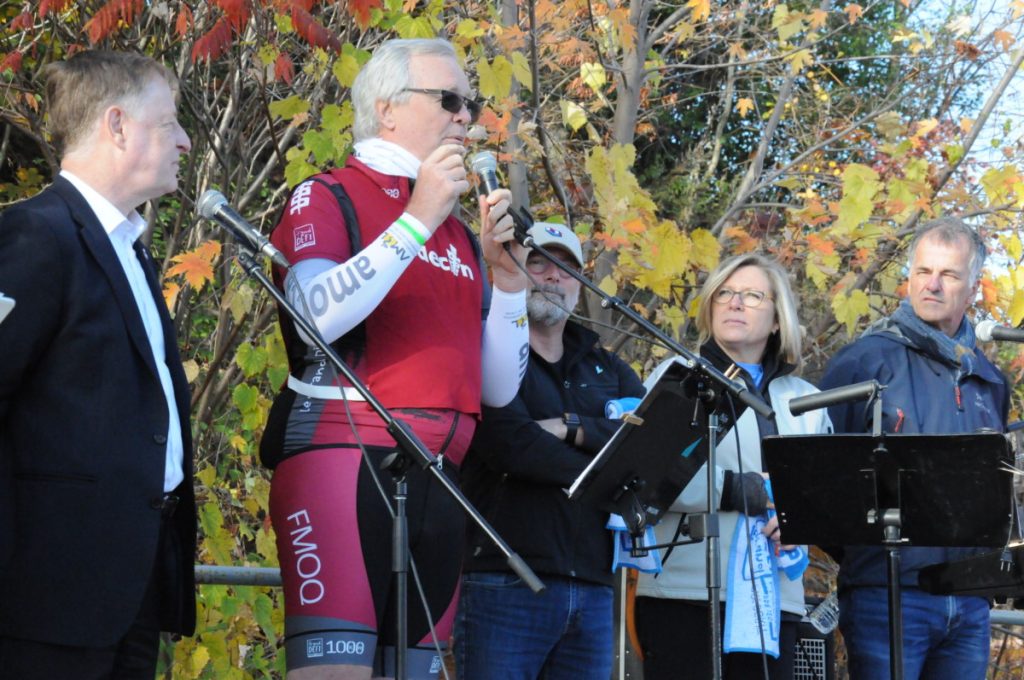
[403,88,482,123]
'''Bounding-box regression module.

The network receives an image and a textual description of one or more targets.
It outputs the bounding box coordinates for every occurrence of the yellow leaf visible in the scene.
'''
[832,289,871,336]
[598,275,618,297]
[190,645,211,675]
[687,0,711,23]
[478,55,514,100]
[785,49,814,75]
[912,118,939,138]
[629,222,692,298]
[511,51,533,90]
[662,305,687,336]
[182,359,200,384]
[844,3,863,24]
[773,5,807,42]
[1001,233,1023,264]
[806,260,828,290]
[561,100,588,131]
[690,228,721,271]
[580,62,607,93]
[736,97,754,117]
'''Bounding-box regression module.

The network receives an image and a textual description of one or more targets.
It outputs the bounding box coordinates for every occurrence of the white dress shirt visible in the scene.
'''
[61,170,185,492]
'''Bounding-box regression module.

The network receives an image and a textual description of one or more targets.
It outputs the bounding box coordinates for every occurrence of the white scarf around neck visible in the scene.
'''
[353,138,422,179]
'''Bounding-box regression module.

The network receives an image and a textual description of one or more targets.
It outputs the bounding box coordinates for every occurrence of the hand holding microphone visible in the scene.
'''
[405,143,470,232]
[470,151,528,289]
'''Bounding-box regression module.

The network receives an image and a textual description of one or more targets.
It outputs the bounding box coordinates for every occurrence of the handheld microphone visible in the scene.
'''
[976,319,1024,343]
[469,151,534,246]
[788,379,882,417]
[470,150,501,195]
[197,189,290,269]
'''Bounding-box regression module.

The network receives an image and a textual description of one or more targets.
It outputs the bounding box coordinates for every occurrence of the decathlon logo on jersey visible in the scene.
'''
[417,243,475,280]
[289,181,315,215]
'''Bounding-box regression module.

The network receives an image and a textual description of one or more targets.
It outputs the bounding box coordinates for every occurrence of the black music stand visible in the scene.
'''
[569,361,745,680]
[567,361,717,536]
[762,431,1014,680]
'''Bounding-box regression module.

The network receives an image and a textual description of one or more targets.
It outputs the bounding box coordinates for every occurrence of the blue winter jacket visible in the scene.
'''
[819,315,1009,589]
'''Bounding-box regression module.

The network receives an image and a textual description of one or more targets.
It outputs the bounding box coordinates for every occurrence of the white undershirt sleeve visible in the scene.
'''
[284,212,430,344]
[480,286,529,407]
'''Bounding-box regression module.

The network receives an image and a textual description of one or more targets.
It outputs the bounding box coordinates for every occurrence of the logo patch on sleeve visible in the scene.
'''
[294,224,316,251]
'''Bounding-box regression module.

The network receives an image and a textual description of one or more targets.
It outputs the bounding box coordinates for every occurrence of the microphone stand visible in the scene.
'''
[508,208,772,680]
[226,247,546,680]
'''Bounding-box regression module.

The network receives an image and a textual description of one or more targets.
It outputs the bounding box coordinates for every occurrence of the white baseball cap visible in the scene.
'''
[527,222,584,268]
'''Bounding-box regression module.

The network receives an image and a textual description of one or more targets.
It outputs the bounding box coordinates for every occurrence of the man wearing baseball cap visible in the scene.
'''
[454,223,644,679]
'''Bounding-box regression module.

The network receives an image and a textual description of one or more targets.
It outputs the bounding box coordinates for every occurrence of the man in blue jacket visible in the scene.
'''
[453,222,644,680]
[820,217,1008,680]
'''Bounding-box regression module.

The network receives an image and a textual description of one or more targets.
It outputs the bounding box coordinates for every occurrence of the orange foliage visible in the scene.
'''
[806,232,835,255]
[10,12,33,31]
[175,4,193,37]
[347,0,383,30]
[37,0,73,18]
[725,226,760,254]
[274,53,295,84]
[291,5,341,52]
[191,16,233,63]
[84,0,144,44]
[214,0,251,30]
[0,51,23,74]
[167,241,223,291]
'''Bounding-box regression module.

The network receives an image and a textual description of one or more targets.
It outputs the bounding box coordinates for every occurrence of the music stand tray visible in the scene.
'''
[761,432,1013,548]
[568,363,722,533]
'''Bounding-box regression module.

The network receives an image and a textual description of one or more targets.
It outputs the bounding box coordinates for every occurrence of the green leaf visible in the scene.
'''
[333,52,361,88]
[832,289,871,336]
[232,383,260,412]
[199,502,234,564]
[834,163,881,234]
[268,95,310,121]
[235,343,268,378]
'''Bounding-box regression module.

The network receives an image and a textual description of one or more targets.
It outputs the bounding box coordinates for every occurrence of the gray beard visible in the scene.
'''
[527,285,578,327]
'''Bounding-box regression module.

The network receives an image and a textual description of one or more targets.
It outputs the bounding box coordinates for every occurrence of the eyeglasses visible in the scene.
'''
[526,256,581,275]
[712,288,773,308]
[403,88,482,123]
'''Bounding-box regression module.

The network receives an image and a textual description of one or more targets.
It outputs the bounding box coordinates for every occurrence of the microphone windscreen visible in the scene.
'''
[470,151,497,176]
[197,189,228,219]
[975,319,996,343]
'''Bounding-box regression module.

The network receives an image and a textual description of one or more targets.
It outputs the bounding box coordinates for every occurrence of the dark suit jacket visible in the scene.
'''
[0,176,196,647]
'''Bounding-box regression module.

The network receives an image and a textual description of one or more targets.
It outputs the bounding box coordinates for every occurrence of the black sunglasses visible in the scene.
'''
[403,88,482,122]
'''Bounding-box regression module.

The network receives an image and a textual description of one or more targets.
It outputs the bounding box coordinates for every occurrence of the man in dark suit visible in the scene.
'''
[0,50,196,679]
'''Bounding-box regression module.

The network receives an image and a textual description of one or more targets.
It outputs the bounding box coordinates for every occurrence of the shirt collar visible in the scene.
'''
[60,170,147,243]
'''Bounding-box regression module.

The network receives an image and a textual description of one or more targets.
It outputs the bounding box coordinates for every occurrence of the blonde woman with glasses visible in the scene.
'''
[634,253,832,680]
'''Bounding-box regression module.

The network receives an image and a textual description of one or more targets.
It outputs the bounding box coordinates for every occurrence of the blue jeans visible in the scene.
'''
[454,572,613,680]
[839,587,990,680]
